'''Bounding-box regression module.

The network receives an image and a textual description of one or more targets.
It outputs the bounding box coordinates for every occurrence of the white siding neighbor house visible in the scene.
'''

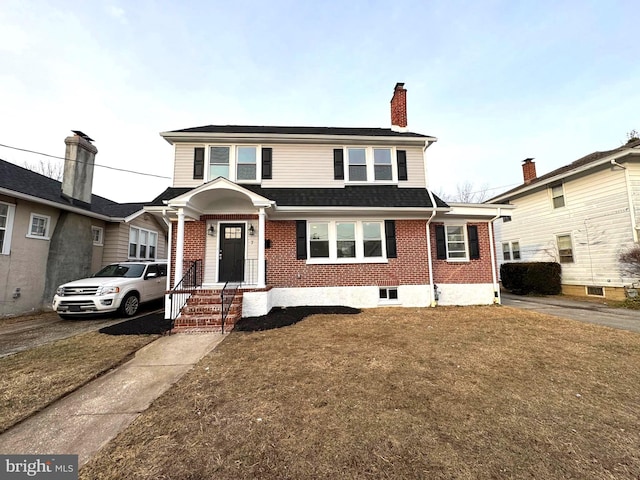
[489,139,640,300]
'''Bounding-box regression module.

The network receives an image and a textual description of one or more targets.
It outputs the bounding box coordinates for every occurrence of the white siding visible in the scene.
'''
[629,161,640,238]
[102,215,167,266]
[495,166,637,287]
[172,142,427,189]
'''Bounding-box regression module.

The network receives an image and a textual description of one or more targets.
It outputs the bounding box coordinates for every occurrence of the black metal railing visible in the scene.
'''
[220,279,240,334]
[167,259,203,331]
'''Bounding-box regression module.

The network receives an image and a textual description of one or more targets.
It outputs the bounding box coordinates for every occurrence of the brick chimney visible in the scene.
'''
[390,82,408,131]
[522,158,537,184]
[62,131,97,206]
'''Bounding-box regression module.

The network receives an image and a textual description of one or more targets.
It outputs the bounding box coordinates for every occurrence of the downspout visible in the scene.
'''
[161,207,173,320]
[488,208,502,304]
[611,159,638,242]
[424,138,438,307]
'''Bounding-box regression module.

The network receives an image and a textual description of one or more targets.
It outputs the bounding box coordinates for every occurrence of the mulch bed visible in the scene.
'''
[234,306,361,332]
[99,312,172,336]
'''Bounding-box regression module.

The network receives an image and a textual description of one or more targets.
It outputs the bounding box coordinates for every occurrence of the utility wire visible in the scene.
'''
[0,142,171,180]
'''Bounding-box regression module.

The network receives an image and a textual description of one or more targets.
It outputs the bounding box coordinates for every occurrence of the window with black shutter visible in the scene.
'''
[333,149,344,180]
[193,147,204,179]
[397,150,408,181]
[467,225,480,259]
[385,220,397,258]
[296,220,307,259]
[261,147,272,180]
[435,225,447,259]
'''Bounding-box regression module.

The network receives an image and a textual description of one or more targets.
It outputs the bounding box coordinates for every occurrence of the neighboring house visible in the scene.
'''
[489,139,640,300]
[145,83,512,331]
[0,132,168,316]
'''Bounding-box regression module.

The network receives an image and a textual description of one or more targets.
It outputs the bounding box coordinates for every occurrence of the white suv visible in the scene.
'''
[53,261,167,319]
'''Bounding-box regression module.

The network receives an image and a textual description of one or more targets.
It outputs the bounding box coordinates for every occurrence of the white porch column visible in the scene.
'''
[174,209,185,287]
[257,208,266,288]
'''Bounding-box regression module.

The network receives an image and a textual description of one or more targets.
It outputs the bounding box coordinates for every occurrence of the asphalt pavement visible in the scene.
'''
[501,292,640,333]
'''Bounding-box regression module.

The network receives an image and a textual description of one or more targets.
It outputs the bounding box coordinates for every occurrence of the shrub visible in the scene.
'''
[501,262,562,295]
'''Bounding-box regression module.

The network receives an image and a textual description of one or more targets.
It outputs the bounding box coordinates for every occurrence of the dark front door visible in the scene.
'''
[219,224,245,282]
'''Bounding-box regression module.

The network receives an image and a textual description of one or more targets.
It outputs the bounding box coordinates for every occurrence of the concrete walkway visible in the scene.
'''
[502,292,640,333]
[0,333,225,466]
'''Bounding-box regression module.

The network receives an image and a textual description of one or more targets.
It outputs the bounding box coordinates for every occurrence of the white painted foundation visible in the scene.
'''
[435,283,498,306]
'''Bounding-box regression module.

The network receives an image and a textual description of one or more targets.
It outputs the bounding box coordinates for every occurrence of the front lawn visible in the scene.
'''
[0,332,158,433]
[82,306,640,479]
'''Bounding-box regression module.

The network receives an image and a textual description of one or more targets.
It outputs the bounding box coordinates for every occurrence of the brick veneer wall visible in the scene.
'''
[265,220,430,287]
[430,222,494,284]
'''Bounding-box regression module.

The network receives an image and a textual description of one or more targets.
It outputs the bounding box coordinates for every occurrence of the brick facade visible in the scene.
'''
[430,222,494,284]
[265,220,430,288]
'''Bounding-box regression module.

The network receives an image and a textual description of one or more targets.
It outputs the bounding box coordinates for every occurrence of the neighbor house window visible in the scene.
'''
[373,148,392,180]
[446,225,467,259]
[347,148,367,181]
[236,146,257,181]
[586,286,604,297]
[209,146,230,180]
[0,202,16,255]
[502,241,521,261]
[129,227,158,259]
[557,234,574,263]
[92,226,104,246]
[27,213,51,239]
[551,184,565,209]
[306,220,388,262]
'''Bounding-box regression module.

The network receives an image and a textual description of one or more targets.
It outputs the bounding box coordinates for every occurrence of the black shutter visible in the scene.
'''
[435,225,446,260]
[385,220,397,258]
[468,225,480,260]
[333,149,344,180]
[397,150,408,181]
[296,220,307,260]
[261,147,273,180]
[193,147,204,179]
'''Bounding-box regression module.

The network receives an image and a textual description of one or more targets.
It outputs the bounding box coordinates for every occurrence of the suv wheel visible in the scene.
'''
[119,293,140,317]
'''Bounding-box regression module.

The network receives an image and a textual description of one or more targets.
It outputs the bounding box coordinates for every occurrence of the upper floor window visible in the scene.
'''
[129,227,158,260]
[345,147,395,183]
[92,226,104,246]
[236,146,257,180]
[551,184,565,209]
[0,202,16,255]
[556,234,573,263]
[209,146,230,180]
[27,213,51,240]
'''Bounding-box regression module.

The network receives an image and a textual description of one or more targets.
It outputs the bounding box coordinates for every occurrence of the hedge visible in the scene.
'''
[500,262,562,295]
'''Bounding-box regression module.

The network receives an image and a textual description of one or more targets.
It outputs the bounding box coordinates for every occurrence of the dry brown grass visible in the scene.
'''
[82,306,640,479]
[0,332,158,432]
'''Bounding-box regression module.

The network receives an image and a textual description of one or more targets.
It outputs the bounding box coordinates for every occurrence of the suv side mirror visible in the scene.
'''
[145,272,158,279]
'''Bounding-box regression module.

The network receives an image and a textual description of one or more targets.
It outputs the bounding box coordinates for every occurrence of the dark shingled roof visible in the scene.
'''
[0,159,146,218]
[166,125,431,138]
[492,139,640,201]
[149,185,448,209]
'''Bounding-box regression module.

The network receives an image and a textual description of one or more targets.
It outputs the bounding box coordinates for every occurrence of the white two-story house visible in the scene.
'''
[489,139,640,300]
[146,83,512,331]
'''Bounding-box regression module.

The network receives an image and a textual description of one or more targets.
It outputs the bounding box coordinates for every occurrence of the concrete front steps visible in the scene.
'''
[172,289,243,333]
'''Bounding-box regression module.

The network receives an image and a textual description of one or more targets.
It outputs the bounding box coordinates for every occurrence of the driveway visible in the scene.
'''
[0,300,164,357]
[501,292,640,333]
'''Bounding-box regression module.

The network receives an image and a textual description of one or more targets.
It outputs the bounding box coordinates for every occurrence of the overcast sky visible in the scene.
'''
[1,0,637,203]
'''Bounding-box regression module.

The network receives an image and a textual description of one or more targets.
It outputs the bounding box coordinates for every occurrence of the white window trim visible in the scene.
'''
[443,223,469,262]
[26,213,51,240]
[92,226,104,246]
[306,220,388,264]
[556,233,574,263]
[550,183,566,209]
[206,144,262,184]
[378,287,400,305]
[502,240,521,261]
[129,226,158,260]
[343,146,398,184]
[0,201,16,255]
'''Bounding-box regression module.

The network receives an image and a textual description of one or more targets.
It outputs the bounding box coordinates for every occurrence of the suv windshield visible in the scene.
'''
[94,264,146,278]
